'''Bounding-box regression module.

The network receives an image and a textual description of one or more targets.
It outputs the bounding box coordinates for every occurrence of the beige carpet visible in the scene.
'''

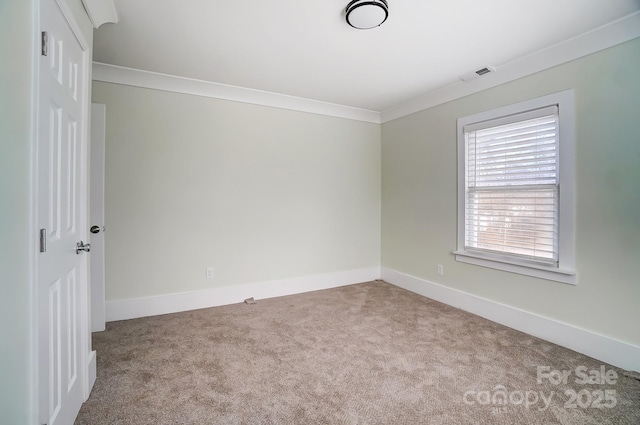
[76,281,640,424]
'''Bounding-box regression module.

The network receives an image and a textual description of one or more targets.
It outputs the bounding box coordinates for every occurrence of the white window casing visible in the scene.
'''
[455,90,576,284]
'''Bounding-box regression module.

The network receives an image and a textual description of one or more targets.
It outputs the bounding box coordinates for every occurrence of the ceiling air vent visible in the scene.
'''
[460,66,496,82]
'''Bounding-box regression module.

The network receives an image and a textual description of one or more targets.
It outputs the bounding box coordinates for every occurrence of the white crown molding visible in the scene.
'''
[381,267,640,373]
[82,0,118,29]
[92,62,381,124]
[105,267,380,322]
[381,11,640,123]
[92,11,639,125]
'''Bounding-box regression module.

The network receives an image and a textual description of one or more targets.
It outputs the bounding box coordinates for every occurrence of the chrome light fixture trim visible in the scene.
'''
[345,0,389,30]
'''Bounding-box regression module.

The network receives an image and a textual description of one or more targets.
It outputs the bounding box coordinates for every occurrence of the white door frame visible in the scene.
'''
[30,0,95,422]
[90,102,106,332]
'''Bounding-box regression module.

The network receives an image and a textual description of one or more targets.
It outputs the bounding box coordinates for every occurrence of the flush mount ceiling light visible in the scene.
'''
[346,0,389,30]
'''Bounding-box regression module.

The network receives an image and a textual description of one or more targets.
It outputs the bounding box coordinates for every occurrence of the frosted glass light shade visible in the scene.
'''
[346,0,389,29]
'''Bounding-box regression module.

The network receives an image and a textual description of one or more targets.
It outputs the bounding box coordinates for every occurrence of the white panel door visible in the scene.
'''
[37,0,89,424]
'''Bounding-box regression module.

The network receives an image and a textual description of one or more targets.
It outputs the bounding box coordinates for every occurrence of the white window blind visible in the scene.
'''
[464,106,559,265]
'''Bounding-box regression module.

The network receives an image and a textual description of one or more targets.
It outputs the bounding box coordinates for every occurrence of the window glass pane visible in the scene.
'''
[465,187,558,263]
[468,114,558,187]
[465,108,559,264]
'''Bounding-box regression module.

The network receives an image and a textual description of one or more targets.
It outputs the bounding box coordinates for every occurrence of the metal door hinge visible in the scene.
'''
[41,31,48,56]
[40,228,47,253]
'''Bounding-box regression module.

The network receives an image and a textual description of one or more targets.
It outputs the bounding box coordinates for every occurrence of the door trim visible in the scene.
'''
[90,102,106,332]
[31,0,93,422]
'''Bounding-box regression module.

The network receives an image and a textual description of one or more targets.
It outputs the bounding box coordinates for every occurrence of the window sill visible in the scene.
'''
[453,250,576,285]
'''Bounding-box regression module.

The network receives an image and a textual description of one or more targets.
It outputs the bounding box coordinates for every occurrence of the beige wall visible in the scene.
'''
[96,39,640,348]
[382,38,640,346]
[92,82,381,301]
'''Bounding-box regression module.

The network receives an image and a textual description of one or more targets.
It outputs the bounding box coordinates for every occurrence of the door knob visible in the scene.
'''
[90,225,101,234]
[76,241,91,254]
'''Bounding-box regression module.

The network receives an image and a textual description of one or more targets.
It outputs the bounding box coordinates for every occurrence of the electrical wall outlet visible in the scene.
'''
[437,264,444,276]
[206,267,214,279]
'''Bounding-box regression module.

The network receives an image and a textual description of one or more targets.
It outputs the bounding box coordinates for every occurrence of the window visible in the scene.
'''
[455,90,576,284]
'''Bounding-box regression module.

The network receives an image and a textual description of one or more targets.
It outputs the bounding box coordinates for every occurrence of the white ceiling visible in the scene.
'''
[93,0,640,113]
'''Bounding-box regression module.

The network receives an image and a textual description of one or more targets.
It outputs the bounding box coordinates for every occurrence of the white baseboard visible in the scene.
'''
[105,267,380,322]
[381,267,640,373]
[104,265,639,372]
[86,350,96,400]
